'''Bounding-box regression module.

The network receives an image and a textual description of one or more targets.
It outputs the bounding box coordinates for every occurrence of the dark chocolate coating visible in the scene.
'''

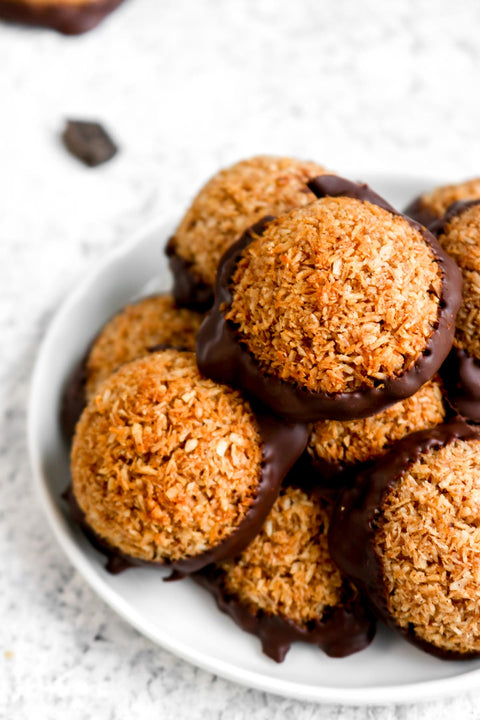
[62,120,118,167]
[284,449,371,503]
[60,347,89,442]
[329,419,480,660]
[403,197,440,229]
[307,175,396,214]
[441,348,480,423]
[0,0,125,34]
[432,200,480,422]
[166,236,214,311]
[197,176,462,423]
[194,565,375,662]
[67,405,308,577]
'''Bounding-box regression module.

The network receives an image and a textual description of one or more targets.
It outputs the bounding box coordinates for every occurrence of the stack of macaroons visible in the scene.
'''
[66,158,480,663]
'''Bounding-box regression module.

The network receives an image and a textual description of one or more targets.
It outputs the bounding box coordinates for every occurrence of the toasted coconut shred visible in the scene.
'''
[85,295,203,400]
[220,486,343,626]
[72,350,263,563]
[438,205,480,359]
[420,178,480,220]
[375,439,480,654]
[172,155,328,287]
[308,380,445,466]
[226,197,443,395]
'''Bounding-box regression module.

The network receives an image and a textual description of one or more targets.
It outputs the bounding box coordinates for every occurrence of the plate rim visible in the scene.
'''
[28,173,480,705]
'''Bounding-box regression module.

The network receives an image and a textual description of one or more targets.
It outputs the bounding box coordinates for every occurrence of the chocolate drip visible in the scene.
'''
[329,419,480,660]
[197,176,462,423]
[166,237,214,311]
[0,0,125,34]
[194,566,375,662]
[66,405,308,577]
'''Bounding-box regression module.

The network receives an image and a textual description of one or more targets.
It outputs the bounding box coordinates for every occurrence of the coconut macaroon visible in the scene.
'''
[84,294,203,400]
[0,0,125,34]
[197,175,462,422]
[405,177,480,228]
[329,420,480,659]
[303,379,446,490]
[435,201,480,421]
[61,293,204,440]
[70,349,307,575]
[196,485,375,662]
[166,155,328,309]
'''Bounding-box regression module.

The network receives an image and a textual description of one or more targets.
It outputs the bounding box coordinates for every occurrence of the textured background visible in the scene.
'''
[3,0,480,716]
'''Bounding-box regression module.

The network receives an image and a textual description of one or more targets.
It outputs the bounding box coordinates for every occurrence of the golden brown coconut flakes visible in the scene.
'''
[420,178,480,220]
[85,295,203,400]
[308,380,445,466]
[172,155,327,287]
[220,486,344,626]
[226,197,443,395]
[438,206,480,358]
[72,350,263,563]
[375,439,480,654]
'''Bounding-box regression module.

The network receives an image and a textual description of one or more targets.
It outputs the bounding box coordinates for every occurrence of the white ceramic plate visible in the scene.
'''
[28,173,480,705]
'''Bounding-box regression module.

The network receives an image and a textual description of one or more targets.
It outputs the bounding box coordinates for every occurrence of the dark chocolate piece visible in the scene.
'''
[66,405,308,577]
[328,419,480,660]
[197,176,462,423]
[194,565,375,662]
[166,236,214,311]
[0,0,125,34]
[62,120,118,167]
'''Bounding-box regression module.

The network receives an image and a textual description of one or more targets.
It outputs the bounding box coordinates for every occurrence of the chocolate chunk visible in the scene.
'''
[62,120,118,167]
[0,0,126,35]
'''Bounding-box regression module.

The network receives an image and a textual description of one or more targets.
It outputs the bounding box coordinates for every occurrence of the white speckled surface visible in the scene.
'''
[3,0,480,716]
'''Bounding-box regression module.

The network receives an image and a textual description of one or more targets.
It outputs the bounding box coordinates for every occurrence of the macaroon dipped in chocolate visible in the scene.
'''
[329,419,480,659]
[70,349,307,576]
[196,484,375,662]
[434,201,480,422]
[294,378,447,498]
[61,293,203,440]
[405,177,480,228]
[166,155,328,310]
[197,175,462,423]
[0,0,125,34]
